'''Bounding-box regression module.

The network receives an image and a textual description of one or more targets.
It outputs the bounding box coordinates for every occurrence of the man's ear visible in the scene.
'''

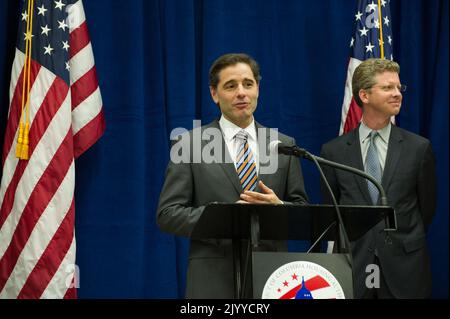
[210,86,219,104]
[359,89,369,105]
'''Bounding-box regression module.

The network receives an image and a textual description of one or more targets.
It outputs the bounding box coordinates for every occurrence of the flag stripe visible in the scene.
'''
[17,196,75,299]
[2,57,41,165]
[71,66,99,110]
[0,91,71,258]
[0,65,55,210]
[0,162,24,229]
[69,21,89,59]
[68,0,86,32]
[72,86,102,133]
[73,110,105,158]
[0,130,74,292]
[5,163,74,298]
[43,236,76,299]
[8,49,26,108]
[339,58,361,135]
[0,76,68,229]
[343,98,363,133]
[69,43,95,85]
[63,285,77,299]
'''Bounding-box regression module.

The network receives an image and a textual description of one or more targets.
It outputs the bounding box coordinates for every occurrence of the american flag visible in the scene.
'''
[0,0,105,298]
[339,0,394,134]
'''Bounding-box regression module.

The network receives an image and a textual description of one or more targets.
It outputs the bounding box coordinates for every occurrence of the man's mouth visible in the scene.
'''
[234,102,249,108]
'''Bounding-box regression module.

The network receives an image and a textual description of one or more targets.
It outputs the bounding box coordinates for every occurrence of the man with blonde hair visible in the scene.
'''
[321,58,436,298]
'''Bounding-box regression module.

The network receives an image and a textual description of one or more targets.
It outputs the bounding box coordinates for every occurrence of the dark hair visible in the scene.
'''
[352,58,400,107]
[208,53,261,88]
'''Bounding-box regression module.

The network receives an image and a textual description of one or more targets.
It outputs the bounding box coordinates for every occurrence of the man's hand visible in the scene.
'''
[239,180,283,204]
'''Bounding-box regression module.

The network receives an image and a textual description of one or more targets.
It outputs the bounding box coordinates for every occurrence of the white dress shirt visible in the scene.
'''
[359,121,391,172]
[219,115,259,173]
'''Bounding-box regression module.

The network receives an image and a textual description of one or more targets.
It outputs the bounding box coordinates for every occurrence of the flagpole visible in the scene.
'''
[377,0,385,59]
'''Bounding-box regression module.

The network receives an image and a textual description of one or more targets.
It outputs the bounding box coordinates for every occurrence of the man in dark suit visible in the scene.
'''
[320,58,436,298]
[157,53,308,298]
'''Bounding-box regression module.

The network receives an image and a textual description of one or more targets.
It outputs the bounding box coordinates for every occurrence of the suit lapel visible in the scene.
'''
[381,125,403,193]
[209,120,243,195]
[346,129,373,204]
[254,123,275,192]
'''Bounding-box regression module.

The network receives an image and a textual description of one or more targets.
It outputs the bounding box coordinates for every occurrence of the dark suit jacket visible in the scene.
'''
[320,125,436,298]
[157,119,308,298]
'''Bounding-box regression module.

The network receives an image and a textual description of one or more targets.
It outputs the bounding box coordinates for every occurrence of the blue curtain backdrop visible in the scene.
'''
[0,0,447,298]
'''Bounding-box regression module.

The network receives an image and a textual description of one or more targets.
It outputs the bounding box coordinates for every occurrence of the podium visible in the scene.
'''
[190,203,396,299]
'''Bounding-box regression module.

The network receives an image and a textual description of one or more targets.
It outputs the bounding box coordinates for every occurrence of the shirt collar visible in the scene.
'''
[359,121,391,144]
[219,115,257,142]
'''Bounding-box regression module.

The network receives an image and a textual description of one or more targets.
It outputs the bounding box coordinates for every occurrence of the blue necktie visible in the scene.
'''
[365,131,382,204]
[235,130,258,191]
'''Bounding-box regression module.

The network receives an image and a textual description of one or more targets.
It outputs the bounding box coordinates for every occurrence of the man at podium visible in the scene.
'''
[320,59,437,298]
[157,53,308,298]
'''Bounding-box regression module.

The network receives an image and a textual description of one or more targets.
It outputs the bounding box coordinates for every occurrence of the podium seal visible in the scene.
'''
[262,261,345,299]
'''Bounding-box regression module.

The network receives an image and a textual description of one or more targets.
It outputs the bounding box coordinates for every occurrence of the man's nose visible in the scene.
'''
[236,84,246,96]
[392,87,402,96]
[392,85,403,95]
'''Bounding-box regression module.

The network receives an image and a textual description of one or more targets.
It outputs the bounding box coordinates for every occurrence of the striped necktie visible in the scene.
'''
[235,130,258,191]
[365,131,382,204]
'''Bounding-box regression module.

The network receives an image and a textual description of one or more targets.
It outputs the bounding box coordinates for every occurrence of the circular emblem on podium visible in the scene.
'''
[261,261,345,299]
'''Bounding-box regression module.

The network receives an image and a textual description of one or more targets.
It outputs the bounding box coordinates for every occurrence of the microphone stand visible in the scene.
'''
[278,144,391,268]
[279,145,388,205]
[306,151,353,262]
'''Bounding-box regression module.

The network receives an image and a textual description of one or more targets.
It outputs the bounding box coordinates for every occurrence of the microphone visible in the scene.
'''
[270,141,307,158]
[268,140,282,153]
[273,142,388,205]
